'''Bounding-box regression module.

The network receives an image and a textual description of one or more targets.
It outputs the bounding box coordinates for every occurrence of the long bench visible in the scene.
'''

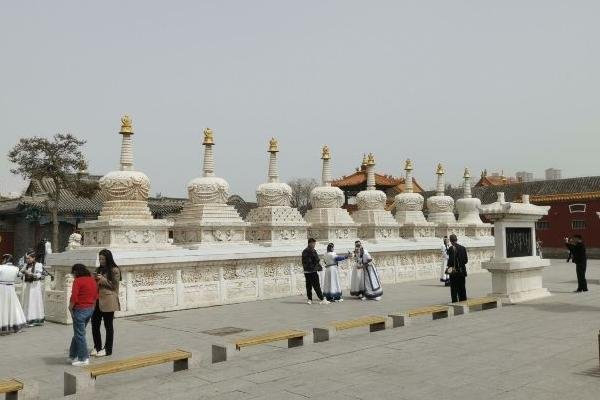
[389,305,450,327]
[313,315,391,343]
[212,329,308,363]
[0,379,23,400]
[64,349,192,396]
[449,297,501,315]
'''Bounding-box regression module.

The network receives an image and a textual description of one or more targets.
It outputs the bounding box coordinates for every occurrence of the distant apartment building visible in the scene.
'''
[545,168,562,180]
[516,171,534,182]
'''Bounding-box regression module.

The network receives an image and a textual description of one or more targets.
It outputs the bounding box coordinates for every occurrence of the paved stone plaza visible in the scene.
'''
[2,259,600,399]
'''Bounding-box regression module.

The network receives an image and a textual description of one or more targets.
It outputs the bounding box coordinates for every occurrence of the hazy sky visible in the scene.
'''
[1,1,598,199]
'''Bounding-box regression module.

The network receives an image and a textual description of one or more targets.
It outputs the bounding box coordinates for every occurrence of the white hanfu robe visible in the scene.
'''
[359,250,383,300]
[350,251,365,297]
[19,262,45,325]
[440,244,449,282]
[322,251,348,301]
[0,263,27,334]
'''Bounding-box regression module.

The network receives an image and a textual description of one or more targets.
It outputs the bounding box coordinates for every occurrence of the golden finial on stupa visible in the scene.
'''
[464,168,471,179]
[361,154,368,167]
[119,114,134,135]
[268,137,279,153]
[321,145,331,160]
[436,163,445,175]
[366,153,375,166]
[203,127,214,145]
[405,159,414,171]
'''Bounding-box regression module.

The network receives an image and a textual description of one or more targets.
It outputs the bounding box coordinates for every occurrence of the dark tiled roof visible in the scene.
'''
[423,176,600,206]
[227,195,258,219]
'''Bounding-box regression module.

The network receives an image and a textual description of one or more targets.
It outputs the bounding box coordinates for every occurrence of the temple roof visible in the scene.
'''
[423,176,600,205]
[474,175,519,187]
[331,170,424,193]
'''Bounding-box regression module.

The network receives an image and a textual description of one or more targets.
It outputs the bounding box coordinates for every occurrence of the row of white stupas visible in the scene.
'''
[76,116,491,250]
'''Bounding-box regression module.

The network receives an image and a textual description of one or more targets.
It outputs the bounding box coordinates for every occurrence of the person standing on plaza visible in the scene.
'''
[565,235,587,292]
[68,264,97,366]
[91,249,121,357]
[350,240,365,299]
[0,254,27,335]
[322,243,351,302]
[446,234,468,302]
[19,251,45,326]
[439,236,450,286]
[356,242,383,301]
[301,238,329,305]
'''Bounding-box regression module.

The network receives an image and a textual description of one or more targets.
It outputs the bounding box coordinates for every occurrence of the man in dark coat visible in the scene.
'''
[566,235,587,292]
[446,234,468,302]
[301,238,329,305]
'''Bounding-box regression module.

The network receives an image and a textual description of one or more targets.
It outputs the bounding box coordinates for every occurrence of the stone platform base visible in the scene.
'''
[483,256,551,304]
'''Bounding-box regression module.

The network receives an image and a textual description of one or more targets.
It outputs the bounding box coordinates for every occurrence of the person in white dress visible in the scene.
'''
[440,236,450,286]
[350,240,366,299]
[0,254,27,335]
[19,252,45,326]
[322,243,351,302]
[356,244,383,300]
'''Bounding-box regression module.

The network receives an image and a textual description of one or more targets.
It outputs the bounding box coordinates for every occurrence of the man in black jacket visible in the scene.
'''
[301,238,329,305]
[446,234,468,302]
[566,235,587,292]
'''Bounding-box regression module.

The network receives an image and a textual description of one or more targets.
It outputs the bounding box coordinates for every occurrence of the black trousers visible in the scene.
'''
[305,272,324,301]
[449,274,467,303]
[92,303,115,354]
[576,262,588,291]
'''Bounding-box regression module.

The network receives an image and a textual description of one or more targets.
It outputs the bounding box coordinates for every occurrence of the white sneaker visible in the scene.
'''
[68,357,76,364]
[319,299,330,305]
[307,300,312,305]
[96,349,106,357]
[71,359,90,367]
[335,298,344,303]
[373,297,381,301]
[360,297,366,301]
[89,349,98,357]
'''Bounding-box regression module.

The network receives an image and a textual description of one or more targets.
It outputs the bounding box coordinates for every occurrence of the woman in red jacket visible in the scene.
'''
[68,264,98,366]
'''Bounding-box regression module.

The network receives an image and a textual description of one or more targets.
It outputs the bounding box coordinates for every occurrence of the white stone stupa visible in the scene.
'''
[394,159,435,239]
[79,115,173,249]
[173,128,248,247]
[456,168,492,237]
[351,153,399,242]
[426,163,465,238]
[245,138,308,246]
[305,145,359,243]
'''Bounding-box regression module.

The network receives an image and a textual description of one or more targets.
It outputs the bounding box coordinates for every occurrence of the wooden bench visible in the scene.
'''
[64,349,192,396]
[0,379,23,400]
[449,297,501,315]
[389,305,450,327]
[212,329,308,363]
[313,315,391,343]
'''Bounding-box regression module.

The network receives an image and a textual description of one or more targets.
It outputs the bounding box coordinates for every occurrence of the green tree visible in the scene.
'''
[8,134,96,252]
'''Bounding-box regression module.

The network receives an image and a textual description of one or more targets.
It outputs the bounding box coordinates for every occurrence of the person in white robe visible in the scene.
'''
[0,254,27,334]
[322,243,351,302]
[350,240,366,299]
[19,252,45,326]
[440,236,450,286]
[356,244,383,300]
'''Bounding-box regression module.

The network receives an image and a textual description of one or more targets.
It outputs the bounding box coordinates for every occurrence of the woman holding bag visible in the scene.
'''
[91,249,121,357]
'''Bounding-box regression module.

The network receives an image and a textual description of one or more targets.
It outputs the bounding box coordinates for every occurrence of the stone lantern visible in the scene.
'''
[479,193,551,303]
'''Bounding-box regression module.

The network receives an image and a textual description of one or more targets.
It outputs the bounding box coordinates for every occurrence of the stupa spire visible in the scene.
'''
[267,138,279,183]
[119,115,134,171]
[321,145,332,186]
[366,153,376,190]
[435,163,445,196]
[404,159,414,194]
[202,127,215,177]
[463,167,472,198]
